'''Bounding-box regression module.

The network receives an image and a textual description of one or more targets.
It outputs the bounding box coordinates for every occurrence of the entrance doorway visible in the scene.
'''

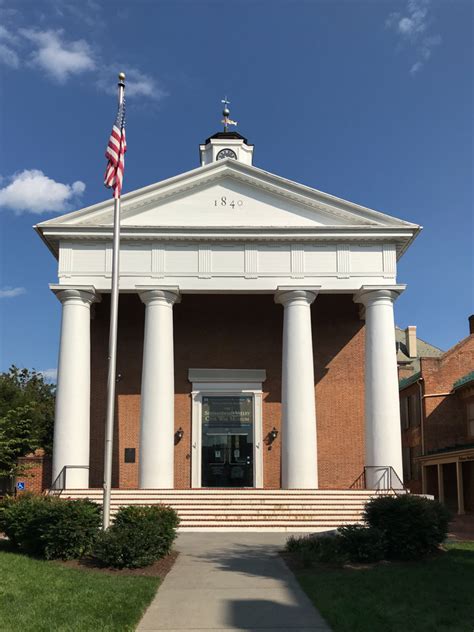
[189,368,265,489]
[201,396,254,487]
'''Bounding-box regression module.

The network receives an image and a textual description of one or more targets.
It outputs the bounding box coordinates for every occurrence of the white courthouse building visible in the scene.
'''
[36,127,421,528]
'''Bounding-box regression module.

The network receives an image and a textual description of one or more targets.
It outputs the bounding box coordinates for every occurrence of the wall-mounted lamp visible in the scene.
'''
[175,427,184,444]
[265,427,279,449]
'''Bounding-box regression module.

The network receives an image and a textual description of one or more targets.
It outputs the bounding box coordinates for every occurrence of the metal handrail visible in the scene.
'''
[350,470,366,490]
[350,466,408,494]
[49,465,90,494]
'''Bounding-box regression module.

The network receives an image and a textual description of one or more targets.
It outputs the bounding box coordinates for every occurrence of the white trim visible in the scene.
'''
[189,375,265,489]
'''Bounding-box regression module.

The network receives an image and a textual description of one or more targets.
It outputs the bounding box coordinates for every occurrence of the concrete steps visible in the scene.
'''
[57,488,390,531]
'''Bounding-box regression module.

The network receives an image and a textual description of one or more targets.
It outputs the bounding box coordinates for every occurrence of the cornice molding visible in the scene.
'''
[40,226,418,261]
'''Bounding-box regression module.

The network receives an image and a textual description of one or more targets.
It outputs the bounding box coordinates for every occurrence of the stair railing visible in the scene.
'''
[350,466,408,494]
[48,465,89,495]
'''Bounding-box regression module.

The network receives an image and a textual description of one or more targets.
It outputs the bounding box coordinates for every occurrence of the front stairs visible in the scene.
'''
[58,488,392,532]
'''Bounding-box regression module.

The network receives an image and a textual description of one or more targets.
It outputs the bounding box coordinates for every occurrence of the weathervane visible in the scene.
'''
[221,97,237,132]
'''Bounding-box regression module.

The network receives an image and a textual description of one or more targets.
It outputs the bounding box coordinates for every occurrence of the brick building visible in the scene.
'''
[396,325,443,379]
[399,317,474,513]
[36,128,421,497]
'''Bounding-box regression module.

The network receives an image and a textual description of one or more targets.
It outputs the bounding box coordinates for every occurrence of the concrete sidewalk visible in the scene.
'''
[137,532,331,631]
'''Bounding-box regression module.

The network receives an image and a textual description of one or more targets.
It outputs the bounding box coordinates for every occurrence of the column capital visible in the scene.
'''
[138,287,180,307]
[50,284,101,307]
[275,286,320,307]
[353,284,406,308]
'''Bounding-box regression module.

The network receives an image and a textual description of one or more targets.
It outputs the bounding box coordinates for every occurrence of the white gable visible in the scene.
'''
[37,160,418,233]
[36,159,421,293]
[120,177,353,228]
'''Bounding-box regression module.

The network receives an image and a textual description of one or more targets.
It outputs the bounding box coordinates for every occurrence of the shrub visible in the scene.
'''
[0,493,50,554]
[41,497,101,560]
[94,505,179,569]
[337,524,385,563]
[364,494,451,560]
[286,533,346,566]
[0,493,101,559]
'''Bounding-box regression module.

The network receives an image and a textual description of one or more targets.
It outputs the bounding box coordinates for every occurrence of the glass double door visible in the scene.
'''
[201,395,254,488]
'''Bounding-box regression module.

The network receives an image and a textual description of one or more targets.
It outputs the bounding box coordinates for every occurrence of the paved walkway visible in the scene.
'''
[137,532,331,631]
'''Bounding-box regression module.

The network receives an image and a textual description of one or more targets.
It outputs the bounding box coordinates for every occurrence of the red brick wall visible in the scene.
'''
[313,296,365,488]
[89,293,365,489]
[422,335,474,453]
[16,453,52,494]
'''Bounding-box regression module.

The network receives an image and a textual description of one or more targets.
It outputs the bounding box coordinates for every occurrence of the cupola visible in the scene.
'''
[199,98,254,166]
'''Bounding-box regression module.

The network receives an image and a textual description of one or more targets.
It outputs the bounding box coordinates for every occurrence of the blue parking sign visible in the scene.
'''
[16,482,25,491]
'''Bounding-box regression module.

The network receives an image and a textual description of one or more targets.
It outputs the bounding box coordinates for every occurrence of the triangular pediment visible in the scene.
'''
[36,160,418,232]
[120,176,358,228]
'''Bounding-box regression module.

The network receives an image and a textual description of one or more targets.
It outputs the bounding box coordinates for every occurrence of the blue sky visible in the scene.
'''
[0,0,472,378]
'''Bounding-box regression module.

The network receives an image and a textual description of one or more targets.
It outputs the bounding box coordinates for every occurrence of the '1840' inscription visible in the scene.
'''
[214,196,243,208]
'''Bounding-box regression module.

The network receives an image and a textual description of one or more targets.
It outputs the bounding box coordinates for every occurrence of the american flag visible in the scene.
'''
[104,97,126,199]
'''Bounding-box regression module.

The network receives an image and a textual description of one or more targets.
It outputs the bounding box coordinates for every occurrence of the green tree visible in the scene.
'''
[0,366,55,477]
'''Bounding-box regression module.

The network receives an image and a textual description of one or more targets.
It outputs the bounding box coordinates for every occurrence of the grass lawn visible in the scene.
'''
[0,543,160,631]
[293,541,474,632]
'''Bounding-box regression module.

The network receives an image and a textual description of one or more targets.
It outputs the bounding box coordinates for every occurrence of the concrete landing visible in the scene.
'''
[137,532,331,631]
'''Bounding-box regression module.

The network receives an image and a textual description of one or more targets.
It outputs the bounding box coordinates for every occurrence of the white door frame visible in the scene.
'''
[188,369,266,488]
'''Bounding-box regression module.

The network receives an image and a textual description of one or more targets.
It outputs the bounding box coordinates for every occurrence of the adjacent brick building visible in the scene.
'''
[399,317,474,513]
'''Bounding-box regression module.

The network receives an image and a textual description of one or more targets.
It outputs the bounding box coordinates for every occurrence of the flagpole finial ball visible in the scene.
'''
[118,72,126,81]
[223,107,230,116]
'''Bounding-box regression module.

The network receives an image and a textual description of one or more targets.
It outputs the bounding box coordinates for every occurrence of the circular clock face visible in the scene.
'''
[216,148,237,160]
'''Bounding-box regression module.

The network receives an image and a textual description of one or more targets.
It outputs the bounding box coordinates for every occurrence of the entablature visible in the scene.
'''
[56,239,398,293]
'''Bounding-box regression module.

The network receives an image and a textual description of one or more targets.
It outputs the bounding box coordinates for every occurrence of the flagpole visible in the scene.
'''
[102,72,125,530]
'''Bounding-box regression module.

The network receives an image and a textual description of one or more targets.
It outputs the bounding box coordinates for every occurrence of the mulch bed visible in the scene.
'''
[57,550,179,577]
[281,548,449,573]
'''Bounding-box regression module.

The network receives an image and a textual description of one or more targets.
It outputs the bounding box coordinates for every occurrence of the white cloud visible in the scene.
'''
[0,25,20,68]
[19,29,95,82]
[40,368,57,382]
[410,61,423,75]
[0,23,165,100]
[126,69,167,100]
[0,169,86,214]
[0,286,26,298]
[49,0,105,29]
[386,0,441,74]
[0,42,19,67]
[0,24,18,44]
[97,67,168,101]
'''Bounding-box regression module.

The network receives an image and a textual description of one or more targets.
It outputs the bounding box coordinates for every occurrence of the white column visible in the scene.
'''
[355,286,405,488]
[139,289,180,488]
[437,463,445,503]
[421,464,427,494]
[275,289,319,489]
[456,460,465,515]
[52,287,99,489]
